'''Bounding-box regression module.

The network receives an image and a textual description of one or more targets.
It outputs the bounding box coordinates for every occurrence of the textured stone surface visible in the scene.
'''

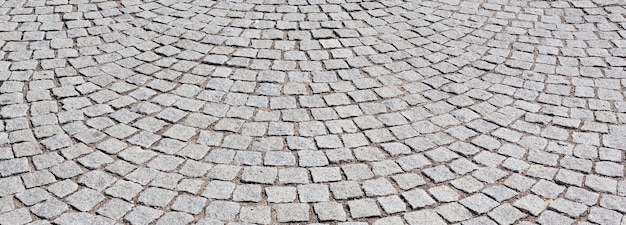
[0,0,624,223]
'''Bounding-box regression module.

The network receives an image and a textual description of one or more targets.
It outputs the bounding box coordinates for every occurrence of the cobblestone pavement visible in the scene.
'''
[1,0,626,224]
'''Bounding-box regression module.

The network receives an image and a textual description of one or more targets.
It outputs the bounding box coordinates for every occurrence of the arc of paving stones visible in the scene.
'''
[1,0,626,224]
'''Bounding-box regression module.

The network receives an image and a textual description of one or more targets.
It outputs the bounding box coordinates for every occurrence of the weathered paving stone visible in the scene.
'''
[487,204,527,225]
[155,212,194,225]
[314,202,347,222]
[205,201,240,221]
[275,203,310,222]
[30,198,68,219]
[232,184,262,202]
[266,186,297,203]
[459,193,499,214]
[124,206,163,225]
[0,208,32,225]
[436,203,473,223]
[402,189,436,209]
[404,209,447,225]
[348,199,381,218]
[138,187,177,207]
[96,198,134,220]
[15,188,50,206]
[587,207,623,225]
[548,198,587,217]
[239,206,271,225]
[378,195,406,214]
[65,188,105,212]
[536,210,575,225]
[513,194,548,216]
[170,194,206,215]
[298,184,329,203]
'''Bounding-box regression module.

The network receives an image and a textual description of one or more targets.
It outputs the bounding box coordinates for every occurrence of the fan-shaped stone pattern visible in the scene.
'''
[0,0,625,224]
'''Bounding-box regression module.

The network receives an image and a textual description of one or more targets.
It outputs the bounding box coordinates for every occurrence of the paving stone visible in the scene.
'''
[171,194,206,215]
[587,207,623,225]
[461,216,498,225]
[0,158,30,176]
[373,216,404,225]
[363,178,397,197]
[482,185,517,202]
[205,201,240,221]
[278,167,309,184]
[585,175,618,194]
[65,188,105,212]
[451,176,485,193]
[232,184,262,202]
[96,198,133,220]
[536,210,574,225]
[436,203,473,223]
[77,170,116,191]
[314,202,347,222]
[429,186,460,203]
[404,209,447,225]
[298,184,329,203]
[531,180,566,199]
[202,180,235,199]
[402,189,436,209]
[422,165,456,183]
[377,195,406,214]
[472,167,508,183]
[460,193,500,214]
[0,196,14,214]
[22,170,57,188]
[47,180,78,198]
[241,166,277,184]
[564,187,600,206]
[548,198,587,217]
[16,188,51,206]
[30,198,68,219]
[275,203,310,222]
[266,186,297,203]
[348,199,381,218]
[195,218,224,225]
[138,187,177,207]
[124,206,163,225]
[487,204,527,225]
[239,206,271,225]
[0,208,33,225]
[155,212,194,225]
[513,194,548,216]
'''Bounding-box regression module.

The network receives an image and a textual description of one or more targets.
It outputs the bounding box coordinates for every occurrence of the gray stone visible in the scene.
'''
[460,193,499,214]
[298,184,329,203]
[402,189,436,209]
[232,184,262,202]
[171,194,206,215]
[205,201,240,221]
[30,198,68,219]
[404,209,447,225]
[275,203,310,222]
[487,204,527,225]
[124,206,163,225]
[138,187,177,207]
[65,188,105,212]
[435,203,473,223]
[587,207,623,225]
[513,194,547,216]
[96,198,133,220]
[239,206,271,225]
